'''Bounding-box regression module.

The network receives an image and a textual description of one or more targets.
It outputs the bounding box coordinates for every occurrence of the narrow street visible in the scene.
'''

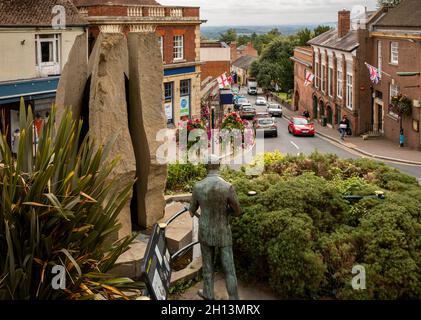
[231,88,421,181]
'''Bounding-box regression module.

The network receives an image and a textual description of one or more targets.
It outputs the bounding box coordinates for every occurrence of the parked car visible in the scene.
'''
[255,117,278,137]
[288,116,315,137]
[267,103,283,117]
[240,104,257,120]
[234,96,249,110]
[256,96,267,106]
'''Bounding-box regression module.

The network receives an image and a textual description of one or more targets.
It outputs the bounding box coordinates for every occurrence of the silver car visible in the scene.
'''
[255,117,278,138]
[267,103,283,117]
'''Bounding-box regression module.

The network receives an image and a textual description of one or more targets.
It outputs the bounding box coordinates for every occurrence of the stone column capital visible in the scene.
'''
[99,25,124,33]
[128,24,157,33]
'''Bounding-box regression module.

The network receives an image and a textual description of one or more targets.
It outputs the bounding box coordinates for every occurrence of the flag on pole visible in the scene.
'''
[304,70,315,87]
[365,63,381,85]
[217,73,229,88]
[227,74,234,84]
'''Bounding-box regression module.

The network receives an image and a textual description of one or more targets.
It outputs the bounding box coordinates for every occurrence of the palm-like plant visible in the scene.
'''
[0,99,144,300]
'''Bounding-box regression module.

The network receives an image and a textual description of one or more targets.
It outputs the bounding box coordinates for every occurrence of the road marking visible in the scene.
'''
[290,141,300,150]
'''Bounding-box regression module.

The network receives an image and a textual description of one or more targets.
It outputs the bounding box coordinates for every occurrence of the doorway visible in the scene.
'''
[327,106,333,125]
[313,96,318,119]
[294,91,300,111]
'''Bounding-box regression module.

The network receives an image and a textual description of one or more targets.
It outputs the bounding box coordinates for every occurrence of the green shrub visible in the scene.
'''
[165,152,421,300]
[166,162,207,194]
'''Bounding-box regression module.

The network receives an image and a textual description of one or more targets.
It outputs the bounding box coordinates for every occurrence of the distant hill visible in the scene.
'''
[201,24,336,40]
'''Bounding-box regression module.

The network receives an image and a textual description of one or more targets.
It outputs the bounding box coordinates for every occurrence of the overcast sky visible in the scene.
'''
[160,0,378,26]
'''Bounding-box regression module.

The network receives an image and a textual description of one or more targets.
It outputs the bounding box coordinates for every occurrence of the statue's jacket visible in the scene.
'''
[190,173,241,248]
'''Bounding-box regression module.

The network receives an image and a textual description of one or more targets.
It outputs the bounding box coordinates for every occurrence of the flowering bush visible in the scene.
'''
[200,103,210,122]
[221,112,255,152]
[390,94,413,116]
[222,112,246,132]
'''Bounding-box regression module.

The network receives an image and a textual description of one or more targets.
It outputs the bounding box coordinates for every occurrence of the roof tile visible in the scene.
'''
[0,0,87,27]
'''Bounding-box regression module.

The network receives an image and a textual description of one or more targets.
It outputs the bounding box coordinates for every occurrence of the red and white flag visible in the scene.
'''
[217,73,229,88]
[304,70,315,87]
[227,74,234,84]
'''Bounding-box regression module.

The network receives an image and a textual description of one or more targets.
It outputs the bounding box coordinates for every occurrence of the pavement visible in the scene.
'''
[281,107,421,166]
[171,273,278,300]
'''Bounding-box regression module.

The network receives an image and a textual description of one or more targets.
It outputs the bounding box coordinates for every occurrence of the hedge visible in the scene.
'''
[166,152,421,299]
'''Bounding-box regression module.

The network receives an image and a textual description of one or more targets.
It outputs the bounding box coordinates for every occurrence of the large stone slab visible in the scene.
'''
[56,33,88,121]
[160,201,192,254]
[89,33,136,240]
[128,32,167,229]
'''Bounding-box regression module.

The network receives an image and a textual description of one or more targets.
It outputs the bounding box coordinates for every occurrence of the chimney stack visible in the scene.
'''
[338,10,351,38]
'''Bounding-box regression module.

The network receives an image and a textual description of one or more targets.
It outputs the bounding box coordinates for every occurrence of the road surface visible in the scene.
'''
[228,89,421,182]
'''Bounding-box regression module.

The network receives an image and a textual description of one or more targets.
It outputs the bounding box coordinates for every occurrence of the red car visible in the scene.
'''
[288,116,315,137]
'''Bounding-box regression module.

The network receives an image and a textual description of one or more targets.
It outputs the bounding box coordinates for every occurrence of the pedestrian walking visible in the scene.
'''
[302,109,310,119]
[339,115,350,141]
[12,128,20,158]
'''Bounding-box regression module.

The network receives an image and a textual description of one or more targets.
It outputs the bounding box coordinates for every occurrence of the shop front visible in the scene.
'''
[0,76,59,145]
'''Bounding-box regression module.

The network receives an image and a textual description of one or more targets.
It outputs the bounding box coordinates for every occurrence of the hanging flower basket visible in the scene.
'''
[389,94,413,117]
[221,112,255,152]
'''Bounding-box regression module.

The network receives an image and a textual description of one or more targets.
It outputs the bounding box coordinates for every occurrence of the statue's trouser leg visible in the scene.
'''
[220,246,239,300]
[201,243,215,300]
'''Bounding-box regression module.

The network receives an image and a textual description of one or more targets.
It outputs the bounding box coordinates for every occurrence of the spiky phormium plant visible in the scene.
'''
[0,99,144,300]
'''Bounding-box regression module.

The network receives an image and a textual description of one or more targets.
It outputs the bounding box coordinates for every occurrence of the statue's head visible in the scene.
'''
[206,154,221,172]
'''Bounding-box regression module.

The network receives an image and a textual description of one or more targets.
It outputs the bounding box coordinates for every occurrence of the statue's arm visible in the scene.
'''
[189,188,200,217]
[228,185,242,217]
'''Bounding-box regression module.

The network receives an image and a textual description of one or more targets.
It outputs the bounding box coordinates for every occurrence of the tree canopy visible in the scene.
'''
[250,38,294,92]
[219,28,237,44]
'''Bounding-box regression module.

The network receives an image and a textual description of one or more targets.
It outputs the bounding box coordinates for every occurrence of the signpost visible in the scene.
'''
[140,207,199,300]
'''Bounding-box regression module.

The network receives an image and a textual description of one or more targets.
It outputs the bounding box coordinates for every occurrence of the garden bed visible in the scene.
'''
[166,152,421,300]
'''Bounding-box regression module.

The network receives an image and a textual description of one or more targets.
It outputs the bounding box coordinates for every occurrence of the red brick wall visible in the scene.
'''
[183,7,200,17]
[201,60,230,82]
[156,25,196,64]
[293,47,313,114]
[229,42,238,62]
[338,10,350,38]
[370,37,421,149]
[88,5,127,16]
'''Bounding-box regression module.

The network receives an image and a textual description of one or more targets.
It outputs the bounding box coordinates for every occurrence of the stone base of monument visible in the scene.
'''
[160,201,193,254]
[110,197,200,286]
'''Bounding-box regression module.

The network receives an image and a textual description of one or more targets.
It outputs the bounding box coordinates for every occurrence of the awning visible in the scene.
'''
[0,76,60,104]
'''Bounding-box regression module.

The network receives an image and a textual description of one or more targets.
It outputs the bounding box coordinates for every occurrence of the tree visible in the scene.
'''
[250,38,294,92]
[377,0,401,8]
[237,35,251,46]
[219,28,237,44]
[295,28,312,46]
[313,25,332,38]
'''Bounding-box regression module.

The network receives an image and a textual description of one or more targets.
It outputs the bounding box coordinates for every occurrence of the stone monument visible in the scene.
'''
[56,28,168,240]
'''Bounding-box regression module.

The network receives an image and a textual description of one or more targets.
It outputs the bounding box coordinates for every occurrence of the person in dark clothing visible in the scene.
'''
[302,110,310,119]
[339,115,350,140]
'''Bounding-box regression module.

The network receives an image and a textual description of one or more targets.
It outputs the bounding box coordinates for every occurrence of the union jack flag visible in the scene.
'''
[365,63,381,85]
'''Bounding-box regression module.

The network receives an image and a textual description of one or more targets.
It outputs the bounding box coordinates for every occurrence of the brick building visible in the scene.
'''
[308,9,374,135]
[236,42,258,58]
[0,0,87,143]
[291,47,313,113]
[200,41,231,83]
[72,0,203,126]
[231,55,257,86]
[367,0,421,150]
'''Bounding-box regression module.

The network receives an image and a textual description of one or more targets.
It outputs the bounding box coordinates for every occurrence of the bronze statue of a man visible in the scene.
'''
[189,155,242,300]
